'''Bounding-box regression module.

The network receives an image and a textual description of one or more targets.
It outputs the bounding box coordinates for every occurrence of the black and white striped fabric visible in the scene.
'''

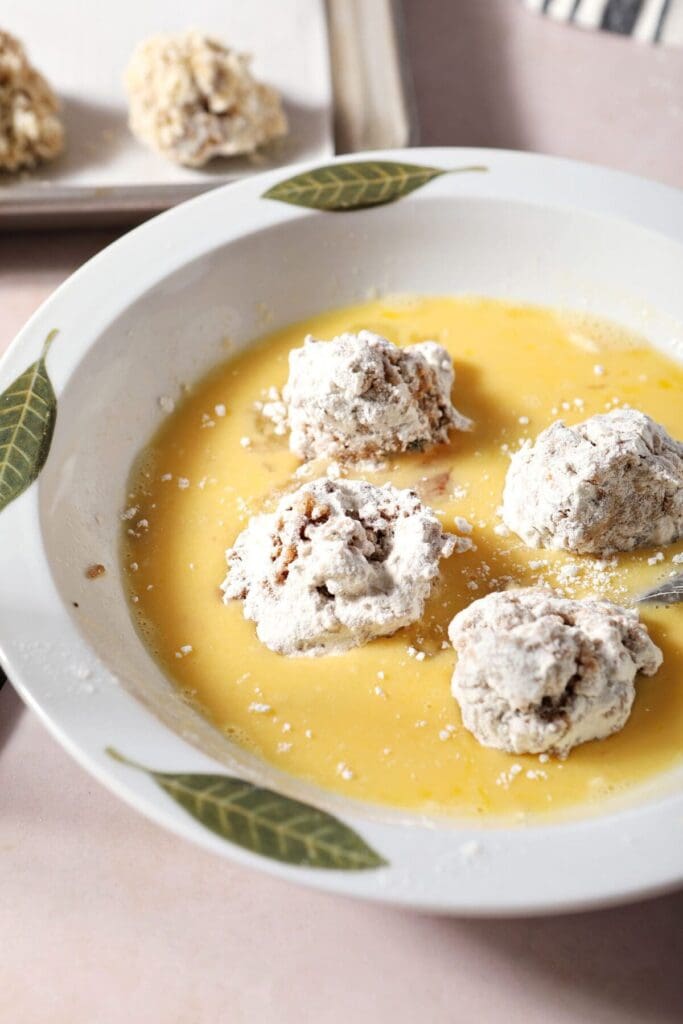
[523,0,683,44]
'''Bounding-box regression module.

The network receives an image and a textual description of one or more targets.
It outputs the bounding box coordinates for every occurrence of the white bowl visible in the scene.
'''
[2,148,683,915]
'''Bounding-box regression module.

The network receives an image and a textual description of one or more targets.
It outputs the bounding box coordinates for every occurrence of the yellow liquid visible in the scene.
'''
[123,297,683,820]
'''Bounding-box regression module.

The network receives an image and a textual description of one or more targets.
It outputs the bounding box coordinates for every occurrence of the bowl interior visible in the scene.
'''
[38,193,683,815]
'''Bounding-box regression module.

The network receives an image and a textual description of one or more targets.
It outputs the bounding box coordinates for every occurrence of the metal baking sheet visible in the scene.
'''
[0,0,415,228]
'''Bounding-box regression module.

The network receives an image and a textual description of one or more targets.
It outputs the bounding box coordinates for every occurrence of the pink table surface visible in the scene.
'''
[3,3,683,1021]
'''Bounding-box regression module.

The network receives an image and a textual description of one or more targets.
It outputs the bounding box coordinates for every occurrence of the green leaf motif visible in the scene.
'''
[0,329,58,514]
[262,160,487,211]
[638,572,683,605]
[107,748,387,871]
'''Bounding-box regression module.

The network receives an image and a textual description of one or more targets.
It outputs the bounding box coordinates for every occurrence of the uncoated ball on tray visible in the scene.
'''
[0,30,64,172]
[124,30,287,167]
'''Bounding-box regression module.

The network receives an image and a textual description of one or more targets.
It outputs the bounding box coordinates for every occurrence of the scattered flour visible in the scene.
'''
[248,702,272,714]
[158,395,175,413]
[458,840,481,864]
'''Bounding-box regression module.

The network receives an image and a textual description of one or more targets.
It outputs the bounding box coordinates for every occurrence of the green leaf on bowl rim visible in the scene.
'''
[106,747,387,870]
[638,572,683,605]
[0,329,58,514]
[262,160,487,211]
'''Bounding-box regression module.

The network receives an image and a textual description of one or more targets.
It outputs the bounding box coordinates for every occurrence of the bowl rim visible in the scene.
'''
[2,146,683,916]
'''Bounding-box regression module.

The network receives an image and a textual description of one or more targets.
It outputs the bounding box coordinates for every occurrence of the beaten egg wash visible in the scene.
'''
[123,297,683,820]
